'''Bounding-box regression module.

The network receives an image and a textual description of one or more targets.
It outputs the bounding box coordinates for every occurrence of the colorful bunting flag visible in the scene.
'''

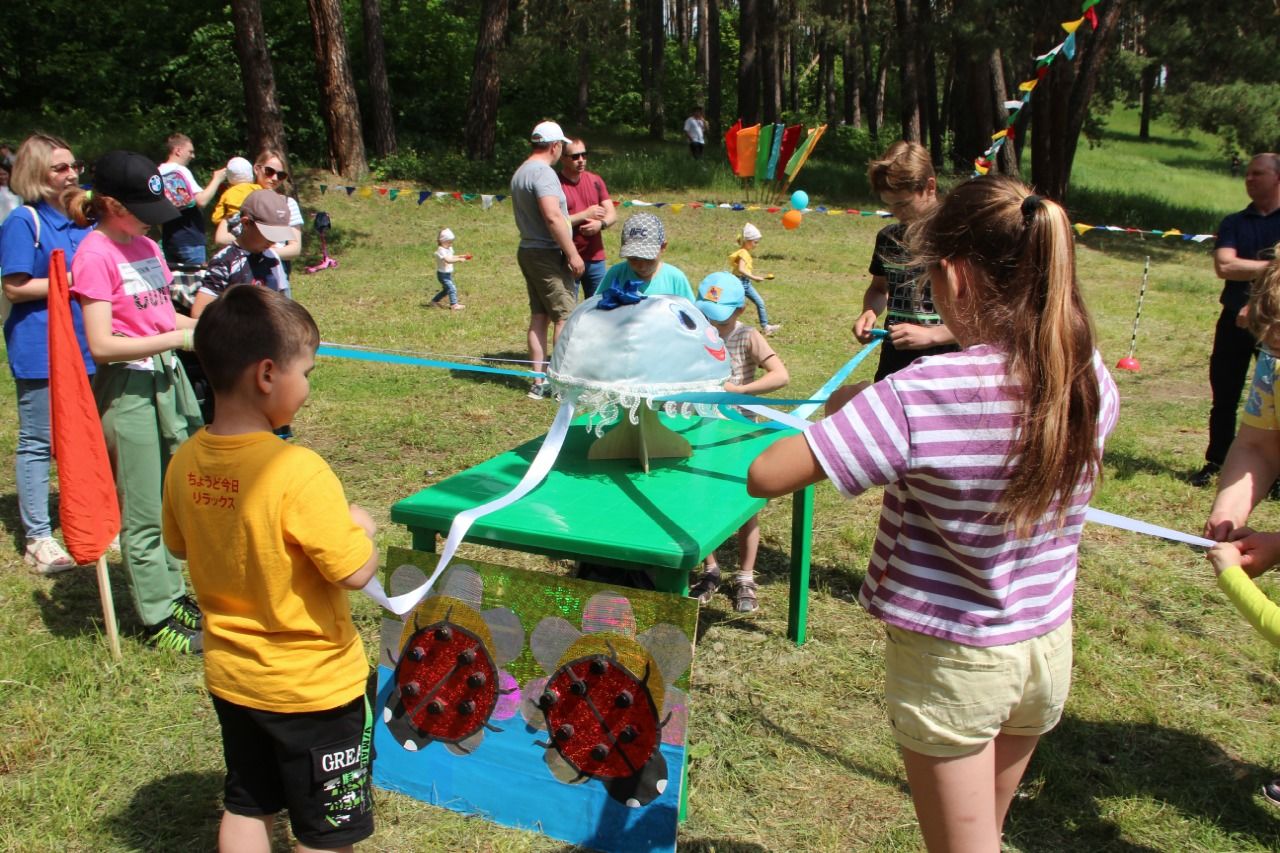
[735,125,760,178]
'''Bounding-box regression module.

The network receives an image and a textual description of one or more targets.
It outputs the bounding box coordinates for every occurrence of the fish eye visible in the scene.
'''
[667,302,700,332]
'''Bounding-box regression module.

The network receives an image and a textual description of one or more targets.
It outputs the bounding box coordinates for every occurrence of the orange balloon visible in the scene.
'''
[781,210,802,230]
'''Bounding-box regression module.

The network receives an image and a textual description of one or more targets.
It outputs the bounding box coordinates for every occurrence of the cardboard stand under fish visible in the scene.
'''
[548,282,730,473]
[376,547,698,853]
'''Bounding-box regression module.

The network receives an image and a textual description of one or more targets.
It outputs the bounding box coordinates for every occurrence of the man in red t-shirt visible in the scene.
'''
[558,138,617,299]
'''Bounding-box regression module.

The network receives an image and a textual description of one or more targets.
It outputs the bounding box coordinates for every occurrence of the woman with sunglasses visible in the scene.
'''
[213,150,301,274]
[0,134,95,574]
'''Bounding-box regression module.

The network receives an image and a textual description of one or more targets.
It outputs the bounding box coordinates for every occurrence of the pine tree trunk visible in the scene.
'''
[893,0,920,142]
[305,0,368,179]
[707,0,722,139]
[648,0,666,139]
[738,0,759,125]
[760,0,781,124]
[361,0,396,158]
[842,0,860,127]
[1030,1,1124,200]
[464,0,508,160]
[229,0,287,160]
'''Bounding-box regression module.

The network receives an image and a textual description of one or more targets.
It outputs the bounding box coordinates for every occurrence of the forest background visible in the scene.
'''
[3,0,1278,201]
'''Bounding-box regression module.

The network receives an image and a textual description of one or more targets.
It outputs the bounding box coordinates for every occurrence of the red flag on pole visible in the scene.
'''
[47,250,120,563]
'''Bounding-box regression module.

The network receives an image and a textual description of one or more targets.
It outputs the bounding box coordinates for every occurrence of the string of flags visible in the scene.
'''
[316,184,1217,243]
[318,185,509,209]
[973,0,1103,177]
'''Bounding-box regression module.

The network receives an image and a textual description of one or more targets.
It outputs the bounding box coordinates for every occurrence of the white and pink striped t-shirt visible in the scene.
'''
[805,344,1119,647]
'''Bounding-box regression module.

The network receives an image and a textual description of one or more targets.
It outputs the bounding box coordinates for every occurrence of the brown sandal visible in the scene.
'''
[690,570,722,605]
[732,577,759,613]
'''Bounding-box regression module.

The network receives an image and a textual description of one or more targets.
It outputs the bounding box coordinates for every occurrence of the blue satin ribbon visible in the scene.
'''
[317,343,544,380]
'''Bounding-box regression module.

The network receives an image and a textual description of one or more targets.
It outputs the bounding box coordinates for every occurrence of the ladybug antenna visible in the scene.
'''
[605,639,618,661]
[483,721,503,733]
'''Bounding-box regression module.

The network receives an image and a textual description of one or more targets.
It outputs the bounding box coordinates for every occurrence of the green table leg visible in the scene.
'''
[410,528,438,553]
[787,486,813,645]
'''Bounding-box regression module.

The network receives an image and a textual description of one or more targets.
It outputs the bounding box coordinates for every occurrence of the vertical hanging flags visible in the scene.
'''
[754,123,776,182]
[724,119,743,175]
[972,0,1104,176]
[735,125,761,178]
[763,123,786,182]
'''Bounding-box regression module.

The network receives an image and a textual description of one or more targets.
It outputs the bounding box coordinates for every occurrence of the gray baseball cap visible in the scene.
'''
[619,213,665,260]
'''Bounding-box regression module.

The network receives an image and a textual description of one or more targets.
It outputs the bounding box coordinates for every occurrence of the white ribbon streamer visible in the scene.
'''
[1084,507,1214,549]
[361,401,577,615]
[737,407,1215,553]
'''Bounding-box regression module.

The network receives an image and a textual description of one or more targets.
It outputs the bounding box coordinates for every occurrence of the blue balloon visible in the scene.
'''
[790,190,809,210]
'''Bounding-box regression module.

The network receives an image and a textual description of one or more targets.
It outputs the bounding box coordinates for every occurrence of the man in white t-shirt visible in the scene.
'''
[683,106,709,159]
[158,132,227,267]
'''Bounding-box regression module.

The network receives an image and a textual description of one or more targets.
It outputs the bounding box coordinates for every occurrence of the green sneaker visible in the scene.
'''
[145,617,203,655]
[169,595,202,631]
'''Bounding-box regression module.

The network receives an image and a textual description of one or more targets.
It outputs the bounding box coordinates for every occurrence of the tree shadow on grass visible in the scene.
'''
[105,770,223,852]
[1067,186,1224,248]
[445,349,538,393]
[1007,716,1280,852]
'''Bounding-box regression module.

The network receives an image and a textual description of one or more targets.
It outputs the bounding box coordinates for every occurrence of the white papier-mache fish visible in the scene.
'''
[547,280,731,436]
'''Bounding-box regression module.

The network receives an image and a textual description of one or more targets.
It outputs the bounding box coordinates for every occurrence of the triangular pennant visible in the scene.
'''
[451,192,462,200]
[1084,6,1098,28]
[417,191,429,205]
[1019,79,1038,92]
[991,129,1009,141]
[482,194,495,210]
[1063,32,1078,60]
[463,193,477,201]
[1062,17,1083,33]
[670,204,684,213]
[1073,223,1093,235]
[389,188,400,200]
[1162,229,1182,238]
[319,184,328,194]
[359,187,373,198]
[1004,100,1025,112]
[344,186,355,196]
[1081,0,1100,11]
[377,187,389,196]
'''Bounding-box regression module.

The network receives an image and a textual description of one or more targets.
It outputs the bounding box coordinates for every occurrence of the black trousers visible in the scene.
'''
[1206,304,1258,466]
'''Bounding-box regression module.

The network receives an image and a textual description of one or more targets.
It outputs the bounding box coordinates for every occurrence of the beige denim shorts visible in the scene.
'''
[883,619,1073,758]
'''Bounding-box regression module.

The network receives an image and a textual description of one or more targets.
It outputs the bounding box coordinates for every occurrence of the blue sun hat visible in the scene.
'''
[695,272,746,322]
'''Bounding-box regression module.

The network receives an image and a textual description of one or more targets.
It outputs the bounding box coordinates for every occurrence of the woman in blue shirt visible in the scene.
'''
[0,133,95,573]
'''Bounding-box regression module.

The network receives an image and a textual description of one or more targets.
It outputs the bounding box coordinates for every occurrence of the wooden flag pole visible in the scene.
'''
[96,554,121,661]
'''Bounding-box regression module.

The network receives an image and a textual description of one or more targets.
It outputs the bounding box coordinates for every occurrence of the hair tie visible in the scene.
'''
[84,190,93,201]
[1021,194,1043,223]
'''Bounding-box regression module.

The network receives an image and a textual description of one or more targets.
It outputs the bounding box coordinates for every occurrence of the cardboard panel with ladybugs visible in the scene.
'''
[374,546,697,853]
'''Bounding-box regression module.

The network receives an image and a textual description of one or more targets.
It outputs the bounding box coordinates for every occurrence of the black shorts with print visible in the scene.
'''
[211,674,375,847]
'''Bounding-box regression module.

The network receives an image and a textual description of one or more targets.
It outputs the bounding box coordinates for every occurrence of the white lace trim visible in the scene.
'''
[547,375,726,436]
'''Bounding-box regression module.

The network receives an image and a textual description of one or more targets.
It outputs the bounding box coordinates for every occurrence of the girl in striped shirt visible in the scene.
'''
[749,176,1119,851]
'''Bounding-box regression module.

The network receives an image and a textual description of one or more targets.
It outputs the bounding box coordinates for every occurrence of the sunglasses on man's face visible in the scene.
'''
[50,161,85,175]
[259,165,288,181]
[568,152,588,160]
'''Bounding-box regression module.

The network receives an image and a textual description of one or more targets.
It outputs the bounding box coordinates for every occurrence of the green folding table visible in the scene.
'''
[391,413,815,644]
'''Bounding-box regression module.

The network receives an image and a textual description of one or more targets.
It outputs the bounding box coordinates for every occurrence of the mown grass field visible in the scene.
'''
[3,110,1280,851]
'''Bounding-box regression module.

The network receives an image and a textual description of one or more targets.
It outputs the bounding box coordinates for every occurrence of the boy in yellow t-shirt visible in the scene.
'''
[162,285,379,852]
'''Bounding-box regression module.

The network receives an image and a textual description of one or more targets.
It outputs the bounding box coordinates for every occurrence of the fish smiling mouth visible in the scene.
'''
[704,344,727,362]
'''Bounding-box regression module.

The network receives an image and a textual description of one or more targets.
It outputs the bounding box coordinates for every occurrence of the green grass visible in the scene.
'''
[4,108,1280,851]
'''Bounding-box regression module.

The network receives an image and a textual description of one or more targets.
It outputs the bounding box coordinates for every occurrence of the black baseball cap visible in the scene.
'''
[91,150,180,225]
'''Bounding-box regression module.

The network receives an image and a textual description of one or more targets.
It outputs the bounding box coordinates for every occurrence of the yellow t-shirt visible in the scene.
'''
[210,182,262,224]
[728,247,754,277]
[162,430,373,712]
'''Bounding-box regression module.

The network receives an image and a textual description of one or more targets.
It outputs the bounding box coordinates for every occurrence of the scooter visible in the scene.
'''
[305,211,339,273]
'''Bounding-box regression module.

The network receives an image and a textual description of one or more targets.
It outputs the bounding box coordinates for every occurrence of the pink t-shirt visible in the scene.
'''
[70,230,177,338]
